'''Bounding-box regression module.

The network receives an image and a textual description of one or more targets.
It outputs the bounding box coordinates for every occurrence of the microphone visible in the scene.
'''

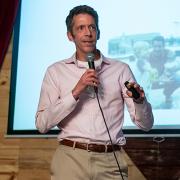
[86,52,95,69]
[86,52,98,93]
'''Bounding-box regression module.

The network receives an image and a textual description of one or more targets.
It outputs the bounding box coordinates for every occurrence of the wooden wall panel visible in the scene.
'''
[18,139,57,180]
[0,144,19,180]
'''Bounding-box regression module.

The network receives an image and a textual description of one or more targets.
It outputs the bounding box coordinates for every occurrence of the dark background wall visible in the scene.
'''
[125,137,180,180]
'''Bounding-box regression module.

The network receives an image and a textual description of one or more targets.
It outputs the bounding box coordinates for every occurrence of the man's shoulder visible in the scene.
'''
[47,57,72,70]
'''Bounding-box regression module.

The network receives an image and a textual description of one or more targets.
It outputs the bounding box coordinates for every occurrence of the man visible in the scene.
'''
[148,36,177,108]
[36,5,154,180]
[148,36,175,77]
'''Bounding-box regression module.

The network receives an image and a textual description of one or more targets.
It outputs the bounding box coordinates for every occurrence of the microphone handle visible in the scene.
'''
[88,61,95,69]
[88,61,98,93]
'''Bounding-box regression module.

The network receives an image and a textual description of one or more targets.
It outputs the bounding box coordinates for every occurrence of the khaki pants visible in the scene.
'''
[51,144,128,180]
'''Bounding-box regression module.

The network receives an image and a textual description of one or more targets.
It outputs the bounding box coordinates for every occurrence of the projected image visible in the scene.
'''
[9,0,180,133]
[108,34,180,109]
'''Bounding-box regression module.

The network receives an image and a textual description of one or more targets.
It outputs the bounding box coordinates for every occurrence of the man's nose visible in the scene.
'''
[85,27,92,36]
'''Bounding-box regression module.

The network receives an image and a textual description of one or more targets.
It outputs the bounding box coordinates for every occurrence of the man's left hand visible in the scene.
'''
[126,82,145,103]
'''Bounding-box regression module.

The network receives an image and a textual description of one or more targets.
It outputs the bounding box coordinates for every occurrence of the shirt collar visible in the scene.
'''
[65,51,111,68]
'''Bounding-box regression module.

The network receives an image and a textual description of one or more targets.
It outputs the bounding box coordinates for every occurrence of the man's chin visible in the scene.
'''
[84,47,96,53]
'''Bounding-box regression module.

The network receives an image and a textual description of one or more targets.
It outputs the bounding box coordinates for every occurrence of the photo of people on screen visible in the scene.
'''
[108,34,180,109]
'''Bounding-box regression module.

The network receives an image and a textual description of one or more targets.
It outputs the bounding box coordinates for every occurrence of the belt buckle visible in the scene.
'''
[86,143,91,152]
[105,144,108,153]
[73,141,76,150]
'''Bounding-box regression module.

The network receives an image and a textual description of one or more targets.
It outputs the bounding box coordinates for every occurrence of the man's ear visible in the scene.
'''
[97,29,100,40]
[67,31,74,42]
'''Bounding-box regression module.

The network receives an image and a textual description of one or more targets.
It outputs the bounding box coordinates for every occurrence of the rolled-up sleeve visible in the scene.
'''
[126,98,154,131]
[133,98,154,131]
[121,64,154,131]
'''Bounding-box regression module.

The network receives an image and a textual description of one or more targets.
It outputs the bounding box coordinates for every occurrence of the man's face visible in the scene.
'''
[152,40,164,54]
[67,14,98,60]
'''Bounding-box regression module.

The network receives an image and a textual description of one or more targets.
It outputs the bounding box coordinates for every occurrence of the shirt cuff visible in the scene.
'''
[133,98,147,120]
[61,92,79,111]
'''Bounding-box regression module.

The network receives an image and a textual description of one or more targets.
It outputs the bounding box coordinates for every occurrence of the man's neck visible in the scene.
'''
[76,49,100,61]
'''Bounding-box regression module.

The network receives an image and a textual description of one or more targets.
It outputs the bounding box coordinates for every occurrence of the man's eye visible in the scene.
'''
[78,26,84,30]
[89,25,96,30]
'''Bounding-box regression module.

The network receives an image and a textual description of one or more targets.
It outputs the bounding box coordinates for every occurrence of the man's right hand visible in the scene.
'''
[72,69,99,100]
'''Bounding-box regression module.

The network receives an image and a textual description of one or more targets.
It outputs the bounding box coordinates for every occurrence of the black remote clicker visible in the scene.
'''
[124,81,140,99]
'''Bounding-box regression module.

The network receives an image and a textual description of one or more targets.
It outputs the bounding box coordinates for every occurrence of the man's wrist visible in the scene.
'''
[72,89,79,101]
[133,97,145,104]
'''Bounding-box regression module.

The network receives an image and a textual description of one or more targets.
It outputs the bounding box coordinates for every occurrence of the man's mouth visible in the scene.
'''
[83,41,94,46]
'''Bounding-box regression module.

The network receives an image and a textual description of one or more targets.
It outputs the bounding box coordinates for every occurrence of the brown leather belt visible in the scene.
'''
[59,139,121,153]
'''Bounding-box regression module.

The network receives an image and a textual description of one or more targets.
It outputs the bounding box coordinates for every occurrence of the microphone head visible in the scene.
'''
[86,52,95,62]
